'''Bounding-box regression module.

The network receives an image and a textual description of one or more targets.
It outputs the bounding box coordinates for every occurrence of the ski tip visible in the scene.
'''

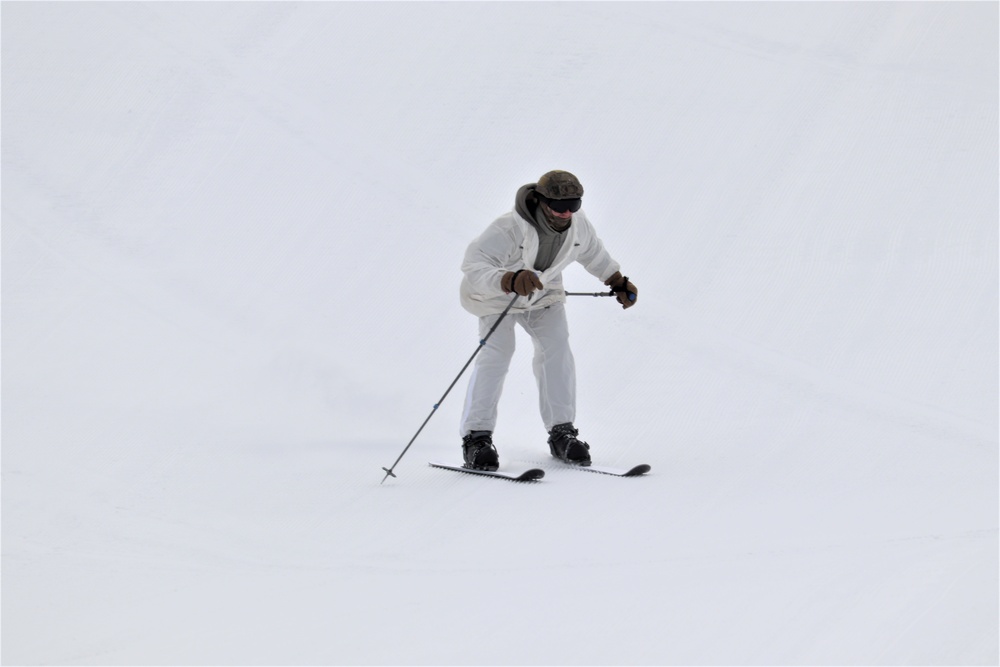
[624,464,651,477]
[428,461,545,482]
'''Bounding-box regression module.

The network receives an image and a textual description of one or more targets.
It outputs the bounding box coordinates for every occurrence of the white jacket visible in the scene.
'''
[460,207,621,316]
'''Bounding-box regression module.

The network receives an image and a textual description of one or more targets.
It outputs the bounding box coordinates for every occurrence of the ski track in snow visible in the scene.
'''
[2,3,997,665]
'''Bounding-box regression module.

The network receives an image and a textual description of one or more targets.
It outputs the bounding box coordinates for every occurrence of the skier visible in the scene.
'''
[458,170,637,471]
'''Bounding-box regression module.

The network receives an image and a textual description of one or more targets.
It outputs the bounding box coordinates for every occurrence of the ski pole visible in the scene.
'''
[564,290,615,297]
[381,292,521,483]
[565,289,636,302]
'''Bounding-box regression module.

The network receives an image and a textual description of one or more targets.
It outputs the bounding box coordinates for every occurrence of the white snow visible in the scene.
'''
[2,2,997,664]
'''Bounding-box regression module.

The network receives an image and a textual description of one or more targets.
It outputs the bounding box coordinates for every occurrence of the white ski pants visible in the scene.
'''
[460,302,576,435]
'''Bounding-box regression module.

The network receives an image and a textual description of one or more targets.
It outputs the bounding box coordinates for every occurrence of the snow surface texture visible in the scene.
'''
[2,2,997,664]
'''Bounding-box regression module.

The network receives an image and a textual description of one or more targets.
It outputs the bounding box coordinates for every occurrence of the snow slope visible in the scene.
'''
[2,2,997,664]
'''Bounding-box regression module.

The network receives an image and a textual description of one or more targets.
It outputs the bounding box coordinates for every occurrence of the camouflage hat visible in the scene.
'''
[536,170,584,200]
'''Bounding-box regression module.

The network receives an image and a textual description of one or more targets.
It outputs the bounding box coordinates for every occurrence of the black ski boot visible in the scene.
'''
[548,423,591,466]
[462,431,499,471]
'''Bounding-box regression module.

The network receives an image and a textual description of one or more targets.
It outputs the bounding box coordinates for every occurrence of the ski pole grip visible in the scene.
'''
[609,275,635,302]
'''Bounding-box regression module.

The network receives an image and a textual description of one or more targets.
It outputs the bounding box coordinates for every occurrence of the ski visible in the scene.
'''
[428,461,545,482]
[558,461,651,477]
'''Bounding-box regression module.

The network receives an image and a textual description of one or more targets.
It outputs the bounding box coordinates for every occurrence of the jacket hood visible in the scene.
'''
[514,183,539,225]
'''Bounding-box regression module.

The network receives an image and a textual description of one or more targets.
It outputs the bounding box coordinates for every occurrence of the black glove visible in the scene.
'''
[605,272,637,309]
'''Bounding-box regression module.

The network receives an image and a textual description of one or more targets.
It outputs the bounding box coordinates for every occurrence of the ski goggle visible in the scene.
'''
[538,195,582,213]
